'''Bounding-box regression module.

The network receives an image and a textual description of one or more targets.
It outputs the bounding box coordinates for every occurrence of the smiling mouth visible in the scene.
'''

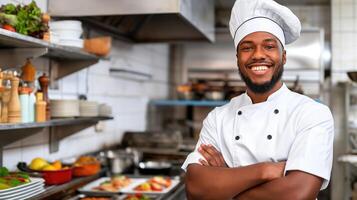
[251,66,269,71]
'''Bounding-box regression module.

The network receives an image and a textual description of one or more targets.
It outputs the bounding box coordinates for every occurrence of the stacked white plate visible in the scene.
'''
[50,20,84,48]
[0,177,45,200]
[98,103,112,117]
[79,101,99,117]
[51,99,80,118]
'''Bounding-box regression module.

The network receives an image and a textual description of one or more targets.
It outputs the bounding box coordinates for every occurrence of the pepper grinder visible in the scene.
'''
[8,72,21,123]
[0,70,3,122]
[1,72,11,123]
[38,73,50,120]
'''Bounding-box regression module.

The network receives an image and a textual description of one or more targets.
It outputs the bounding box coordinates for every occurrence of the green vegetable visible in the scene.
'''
[17,172,29,179]
[0,167,9,177]
[15,1,43,35]
[0,13,17,26]
[8,179,22,187]
[0,1,48,37]
[1,3,16,14]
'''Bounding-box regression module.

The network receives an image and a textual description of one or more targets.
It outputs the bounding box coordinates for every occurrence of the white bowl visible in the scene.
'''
[50,20,82,30]
[60,38,84,48]
[50,99,80,117]
[98,104,112,117]
[52,29,83,39]
[79,101,99,117]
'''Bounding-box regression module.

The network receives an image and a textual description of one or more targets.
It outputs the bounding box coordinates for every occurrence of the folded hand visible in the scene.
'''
[198,144,228,167]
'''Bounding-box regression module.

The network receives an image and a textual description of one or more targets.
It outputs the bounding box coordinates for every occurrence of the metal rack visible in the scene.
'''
[0,29,102,81]
[0,117,113,165]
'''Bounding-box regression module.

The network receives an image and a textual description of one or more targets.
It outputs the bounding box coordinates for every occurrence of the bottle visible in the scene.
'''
[28,89,35,123]
[19,89,29,123]
[35,92,46,122]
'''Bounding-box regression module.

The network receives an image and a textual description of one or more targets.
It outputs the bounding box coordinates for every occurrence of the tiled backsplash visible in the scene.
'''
[332,0,357,82]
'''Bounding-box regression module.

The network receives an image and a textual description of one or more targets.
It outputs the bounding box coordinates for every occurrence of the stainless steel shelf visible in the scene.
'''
[0,117,113,165]
[0,29,98,60]
[0,117,113,130]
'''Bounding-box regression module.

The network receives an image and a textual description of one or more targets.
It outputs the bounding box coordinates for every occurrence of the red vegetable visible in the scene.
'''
[150,182,163,191]
[2,24,15,32]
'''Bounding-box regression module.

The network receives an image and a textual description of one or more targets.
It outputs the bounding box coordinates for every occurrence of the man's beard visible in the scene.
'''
[238,63,284,94]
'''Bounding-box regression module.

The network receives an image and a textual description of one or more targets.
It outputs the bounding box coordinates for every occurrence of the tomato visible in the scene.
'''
[150,182,163,191]
[2,24,15,32]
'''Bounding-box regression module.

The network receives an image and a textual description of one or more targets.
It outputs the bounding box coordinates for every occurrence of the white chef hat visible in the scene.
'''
[229,0,301,49]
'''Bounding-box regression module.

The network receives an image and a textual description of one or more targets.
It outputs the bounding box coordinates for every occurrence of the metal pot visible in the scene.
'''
[106,150,134,174]
[138,161,172,175]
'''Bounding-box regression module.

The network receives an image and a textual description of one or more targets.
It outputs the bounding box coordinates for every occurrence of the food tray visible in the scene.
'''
[121,178,180,194]
[78,177,134,196]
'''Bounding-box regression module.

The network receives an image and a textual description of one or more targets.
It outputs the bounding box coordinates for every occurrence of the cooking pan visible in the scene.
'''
[137,161,172,175]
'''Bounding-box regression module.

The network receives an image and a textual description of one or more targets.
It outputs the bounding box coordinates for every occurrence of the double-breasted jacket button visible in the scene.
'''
[235,135,240,140]
[267,135,272,140]
[274,109,279,114]
[238,111,242,115]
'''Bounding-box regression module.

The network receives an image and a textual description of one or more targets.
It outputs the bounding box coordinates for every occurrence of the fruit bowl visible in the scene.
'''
[72,156,101,177]
[73,163,100,177]
[39,168,73,185]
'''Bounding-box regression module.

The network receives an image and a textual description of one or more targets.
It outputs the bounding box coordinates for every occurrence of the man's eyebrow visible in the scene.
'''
[239,41,253,45]
[263,38,278,43]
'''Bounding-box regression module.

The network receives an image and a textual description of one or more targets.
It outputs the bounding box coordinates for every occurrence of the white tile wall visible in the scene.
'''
[331,0,357,82]
[1,0,170,170]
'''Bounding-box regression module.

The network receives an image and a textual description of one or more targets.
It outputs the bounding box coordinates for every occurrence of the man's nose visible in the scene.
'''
[252,46,266,60]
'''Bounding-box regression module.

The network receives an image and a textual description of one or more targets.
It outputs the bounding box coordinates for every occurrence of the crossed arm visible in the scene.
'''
[185,144,323,200]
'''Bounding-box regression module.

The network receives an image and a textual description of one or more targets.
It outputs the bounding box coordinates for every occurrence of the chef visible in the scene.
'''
[182,0,334,199]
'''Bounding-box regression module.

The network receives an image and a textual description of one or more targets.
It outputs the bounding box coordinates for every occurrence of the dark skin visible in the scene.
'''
[185,32,323,200]
[237,32,285,103]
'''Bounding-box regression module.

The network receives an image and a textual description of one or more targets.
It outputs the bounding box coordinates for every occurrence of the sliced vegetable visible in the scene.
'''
[2,24,15,32]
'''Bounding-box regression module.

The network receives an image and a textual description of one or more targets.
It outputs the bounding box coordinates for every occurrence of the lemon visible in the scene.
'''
[29,157,48,170]
[42,165,57,171]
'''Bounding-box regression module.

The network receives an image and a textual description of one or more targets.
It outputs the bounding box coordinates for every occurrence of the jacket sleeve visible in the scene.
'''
[284,102,334,190]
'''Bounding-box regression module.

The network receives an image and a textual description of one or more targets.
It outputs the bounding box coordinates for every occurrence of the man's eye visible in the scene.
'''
[265,45,275,49]
[241,47,253,51]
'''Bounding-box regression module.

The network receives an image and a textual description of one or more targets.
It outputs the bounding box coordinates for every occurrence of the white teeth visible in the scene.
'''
[251,66,268,71]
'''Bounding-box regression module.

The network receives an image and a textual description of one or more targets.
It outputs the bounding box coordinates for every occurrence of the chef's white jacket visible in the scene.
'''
[182,84,334,190]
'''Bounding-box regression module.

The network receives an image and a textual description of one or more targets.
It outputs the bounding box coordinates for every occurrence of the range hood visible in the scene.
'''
[48,0,215,43]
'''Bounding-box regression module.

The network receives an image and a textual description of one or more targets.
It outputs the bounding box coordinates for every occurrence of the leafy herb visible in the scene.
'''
[0,1,48,37]
[1,3,16,14]
[8,179,22,187]
[0,167,9,177]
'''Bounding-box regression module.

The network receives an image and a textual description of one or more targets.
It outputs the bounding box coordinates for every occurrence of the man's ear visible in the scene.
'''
[282,50,287,65]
